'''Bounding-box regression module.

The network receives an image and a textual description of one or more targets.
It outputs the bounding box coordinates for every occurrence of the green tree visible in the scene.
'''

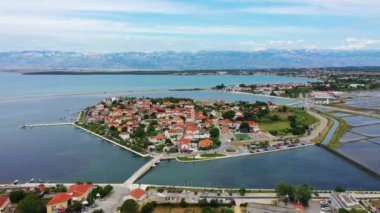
[222,110,235,120]
[16,194,46,213]
[295,184,311,206]
[210,199,219,207]
[275,183,295,204]
[239,122,250,133]
[180,198,188,208]
[338,209,350,213]
[100,185,113,198]
[54,184,67,192]
[210,128,220,138]
[70,201,82,212]
[141,202,156,213]
[120,199,139,213]
[270,114,280,121]
[202,207,213,213]
[9,190,26,203]
[334,186,346,192]
[239,188,246,196]
[281,106,288,112]
[93,210,105,213]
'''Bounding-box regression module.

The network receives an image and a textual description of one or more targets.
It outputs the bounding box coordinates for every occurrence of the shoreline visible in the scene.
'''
[0,88,299,104]
[73,123,150,158]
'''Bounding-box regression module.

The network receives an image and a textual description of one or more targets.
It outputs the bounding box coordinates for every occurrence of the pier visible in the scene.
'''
[20,122,73,128]
[124,155,161,187]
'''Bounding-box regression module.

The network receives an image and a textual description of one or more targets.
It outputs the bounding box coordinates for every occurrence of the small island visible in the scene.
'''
[76,96,321,160]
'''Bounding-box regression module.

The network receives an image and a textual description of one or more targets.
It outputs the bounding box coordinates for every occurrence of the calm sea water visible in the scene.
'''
[137,146,380,190]
[0,72,314,99]
[0,72,379,189]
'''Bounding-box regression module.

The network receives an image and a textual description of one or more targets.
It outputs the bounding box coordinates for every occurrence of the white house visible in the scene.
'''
[119,132,130,141]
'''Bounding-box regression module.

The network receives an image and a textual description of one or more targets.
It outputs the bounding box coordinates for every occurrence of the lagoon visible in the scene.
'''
[137,146,380,190]
[0,72,314,99]
[0,74,379,189]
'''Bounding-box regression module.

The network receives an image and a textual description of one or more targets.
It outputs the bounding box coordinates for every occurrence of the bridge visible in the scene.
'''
[124,155,161,187]
[20,122,73,128]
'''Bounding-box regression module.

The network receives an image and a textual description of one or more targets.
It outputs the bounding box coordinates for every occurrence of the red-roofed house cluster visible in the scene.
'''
[82,97,217,154]
[46,184,93,213]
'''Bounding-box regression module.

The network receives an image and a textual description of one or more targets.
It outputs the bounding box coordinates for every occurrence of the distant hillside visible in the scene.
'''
[1,50,380,70]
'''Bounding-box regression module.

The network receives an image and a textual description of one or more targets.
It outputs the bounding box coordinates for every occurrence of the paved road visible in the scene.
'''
[84,185,129,213]
[300,110,328,143]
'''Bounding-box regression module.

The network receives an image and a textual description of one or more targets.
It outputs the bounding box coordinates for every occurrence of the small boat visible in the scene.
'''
[46,180,52,183]
[155,160,160,165]
[29,178,35,183]
[19,125,26,129]
[38,179,43,183]
[13,179,19,184]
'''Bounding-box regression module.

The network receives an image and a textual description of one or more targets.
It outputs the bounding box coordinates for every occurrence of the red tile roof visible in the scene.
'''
[47,184,93,206]
[128,188,145,200]
[198,139,213,148]
[177,138,191,144]
[68,184,93,195]
[37,184,46,192]
[154,134,166,140]
[47,192,74,206]
[293,204,304,211]
[0,195,9,208]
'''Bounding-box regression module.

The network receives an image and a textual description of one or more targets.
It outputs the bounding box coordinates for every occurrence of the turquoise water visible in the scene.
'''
[0,96,149,184]
[137,146,380,190]
[0,72,314,99]
[0,73,379,189]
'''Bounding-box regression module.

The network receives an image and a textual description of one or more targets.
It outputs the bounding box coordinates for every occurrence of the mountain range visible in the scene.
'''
[1,50,380,71]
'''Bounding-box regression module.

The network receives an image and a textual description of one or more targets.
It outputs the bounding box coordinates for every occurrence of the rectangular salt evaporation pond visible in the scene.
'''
[338,141,380,175]
[340,132,368,143]
[368,137,380,145]
[137,146,380,190]
[351,124,380,137]
[342,116,380,127]
[344,91,380,110]
[332,112,354,117]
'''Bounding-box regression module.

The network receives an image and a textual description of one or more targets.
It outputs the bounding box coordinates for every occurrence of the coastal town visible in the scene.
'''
[3,77,379,213]
[77,95,319,159]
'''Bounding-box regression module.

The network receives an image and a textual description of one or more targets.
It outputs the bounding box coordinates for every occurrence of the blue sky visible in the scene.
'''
[0,0,380,52]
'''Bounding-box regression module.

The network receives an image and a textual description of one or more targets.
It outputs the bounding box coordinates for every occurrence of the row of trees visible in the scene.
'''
[9,190,46,213]
[275,183,312,206]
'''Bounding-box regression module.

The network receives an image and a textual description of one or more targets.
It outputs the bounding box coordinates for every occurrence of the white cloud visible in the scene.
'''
[0,0,201,15]
[239,0,380,16]
[0,14,323,37]
[335,38,380,50]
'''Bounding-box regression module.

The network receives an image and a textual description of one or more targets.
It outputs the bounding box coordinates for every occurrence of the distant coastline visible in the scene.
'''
[1,65,380,75]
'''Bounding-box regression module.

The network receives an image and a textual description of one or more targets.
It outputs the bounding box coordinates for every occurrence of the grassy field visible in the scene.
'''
[234,133,251,141]
[258,108,318,136]
[200,153,225,157]
[259,121,290,135]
